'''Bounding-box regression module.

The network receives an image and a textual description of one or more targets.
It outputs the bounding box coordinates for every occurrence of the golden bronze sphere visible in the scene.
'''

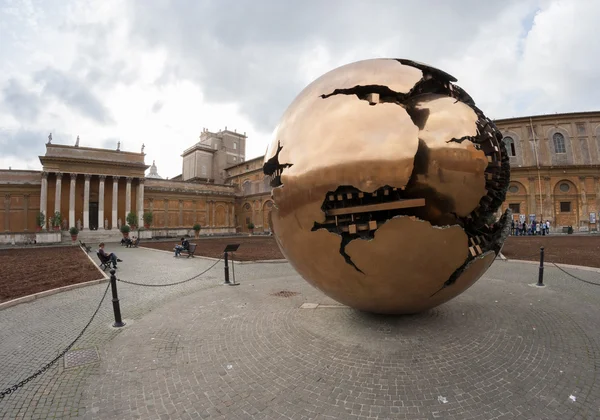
[264,58,510,314]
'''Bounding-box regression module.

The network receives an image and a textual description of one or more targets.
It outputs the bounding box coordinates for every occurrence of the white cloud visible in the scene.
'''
[0,0,598,178]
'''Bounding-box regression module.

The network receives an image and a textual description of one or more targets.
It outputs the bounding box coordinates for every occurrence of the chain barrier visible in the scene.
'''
[551,263,600,286]
[117,257,222,287]
[0,282,111,400]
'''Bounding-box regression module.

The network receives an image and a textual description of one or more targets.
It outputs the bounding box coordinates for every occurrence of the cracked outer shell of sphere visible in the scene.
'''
[265,58,509,314]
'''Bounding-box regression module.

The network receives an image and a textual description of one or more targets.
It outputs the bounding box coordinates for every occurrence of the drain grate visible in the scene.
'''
[64,347,100,369]
[270,290,300,298]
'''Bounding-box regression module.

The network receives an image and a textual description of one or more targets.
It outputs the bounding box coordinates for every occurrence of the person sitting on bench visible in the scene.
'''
[99,242,123,268]
[174,237,189,257]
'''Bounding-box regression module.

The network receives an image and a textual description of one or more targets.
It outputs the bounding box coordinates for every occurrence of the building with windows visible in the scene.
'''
[1,112,599,243]
[494,111,599,232]
[179,128,247,184]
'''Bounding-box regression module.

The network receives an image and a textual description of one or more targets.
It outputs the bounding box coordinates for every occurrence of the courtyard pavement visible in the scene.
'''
[0,244,599,420]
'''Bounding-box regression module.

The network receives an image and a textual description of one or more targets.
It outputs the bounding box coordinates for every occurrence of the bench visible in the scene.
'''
[179,243,197,258]
[79,240,92,253]
[97,252,113,271]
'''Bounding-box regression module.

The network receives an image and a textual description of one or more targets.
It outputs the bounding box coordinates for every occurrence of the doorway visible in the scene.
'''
[89,202,99,230]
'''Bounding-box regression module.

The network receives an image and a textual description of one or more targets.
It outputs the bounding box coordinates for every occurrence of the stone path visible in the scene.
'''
[1,245,599,419]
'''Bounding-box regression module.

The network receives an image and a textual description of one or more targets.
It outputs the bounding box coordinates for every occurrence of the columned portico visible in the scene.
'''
[112,176,120,230]
[54,172,63,214]
[99,175,106,230]
[40,172,48,228]
[137,179,145,227]
[69,173,77,228]
[83,174,91,230]
[125,177,133,218]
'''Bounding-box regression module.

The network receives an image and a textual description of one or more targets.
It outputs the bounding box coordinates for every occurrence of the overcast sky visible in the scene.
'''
[1,0,598,178]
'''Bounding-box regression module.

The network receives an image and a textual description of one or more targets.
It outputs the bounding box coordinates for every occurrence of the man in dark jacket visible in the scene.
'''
[98,242,123,269]
[174,237,190,257]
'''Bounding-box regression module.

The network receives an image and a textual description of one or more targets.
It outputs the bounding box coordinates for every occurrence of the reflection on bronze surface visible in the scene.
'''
[264,58,511,314]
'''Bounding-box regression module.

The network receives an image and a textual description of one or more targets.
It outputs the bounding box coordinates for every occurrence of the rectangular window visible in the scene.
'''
[560,202,571,213]
[233,156,237,161]
[576,123,586,136]
[508,203,520,214]
[233,142,237,150]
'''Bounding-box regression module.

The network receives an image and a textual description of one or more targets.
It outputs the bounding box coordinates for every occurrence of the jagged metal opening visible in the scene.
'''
[263,140,292,188]
[265,59,510,285]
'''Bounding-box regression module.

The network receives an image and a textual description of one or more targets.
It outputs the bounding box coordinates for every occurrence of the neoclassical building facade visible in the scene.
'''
[494,111,600,231]
[1,113,599,240]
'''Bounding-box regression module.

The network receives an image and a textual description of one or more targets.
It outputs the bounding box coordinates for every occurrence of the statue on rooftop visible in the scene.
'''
[75,135,80,147]
[47,133,52,144]
[117,141,121,151]
[141,143,145,154]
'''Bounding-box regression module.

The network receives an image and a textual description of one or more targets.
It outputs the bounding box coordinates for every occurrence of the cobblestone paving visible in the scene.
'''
[1,247,599,419]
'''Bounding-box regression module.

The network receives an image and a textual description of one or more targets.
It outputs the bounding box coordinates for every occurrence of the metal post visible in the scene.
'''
[223,251,230,284]
[110,270,126,327]
[537,247,545,287]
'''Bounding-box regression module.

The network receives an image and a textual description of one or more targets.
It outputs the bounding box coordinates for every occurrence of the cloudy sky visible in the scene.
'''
[1,0,598,178]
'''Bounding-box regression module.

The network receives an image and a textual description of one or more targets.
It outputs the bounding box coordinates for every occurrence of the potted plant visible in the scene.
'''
[247,222,255,236]
[193,223,201,238]
[69,226,79,241]
[120,224,131,238]
[126,212,138,230]
[52,211,62,231]
[36,211,45,231]
[143,211,153,228]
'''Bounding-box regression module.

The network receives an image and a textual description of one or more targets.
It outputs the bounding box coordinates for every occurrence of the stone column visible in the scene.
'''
[40,172,48,229]
[230,203,235,228]
[99,175,106,230]
[192,200,197,224]
[137,179,145,227]
[595,176,600,220]
[23,194,30,231]
[4,194,10,231]
[163,199,169,227]
[54,172,63,214]
[225,203,230,226]
[527,177,537,219]
[579,176,588,222]
[205,200,210,226]
[69,173,77,228]
[212,201,216,227]
[544,176,553,222]
[83,174,91,230]
[178,200,184,226]
[112,176,119,230]
[125,177,133,218]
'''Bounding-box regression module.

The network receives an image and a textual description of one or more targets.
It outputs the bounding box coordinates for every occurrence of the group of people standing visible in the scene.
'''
[511,219,551,236]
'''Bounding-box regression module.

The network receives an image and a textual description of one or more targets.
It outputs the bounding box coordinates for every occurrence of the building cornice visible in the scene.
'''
[45,143,144,156]
[39,156,150,169]
[494,110,600,125]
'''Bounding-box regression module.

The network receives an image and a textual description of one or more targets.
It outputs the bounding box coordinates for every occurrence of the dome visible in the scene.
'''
[146,160,162,179]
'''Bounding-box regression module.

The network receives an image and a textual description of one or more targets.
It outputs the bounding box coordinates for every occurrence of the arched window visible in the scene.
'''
[242,180,252,195]
[263,176,271,192]
[503,136,516,157]
[553,133,566,154]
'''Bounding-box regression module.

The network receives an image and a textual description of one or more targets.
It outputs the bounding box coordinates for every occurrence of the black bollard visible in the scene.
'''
[537,247,545,287]
[223,251,231,284]
[110,270,126,327]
